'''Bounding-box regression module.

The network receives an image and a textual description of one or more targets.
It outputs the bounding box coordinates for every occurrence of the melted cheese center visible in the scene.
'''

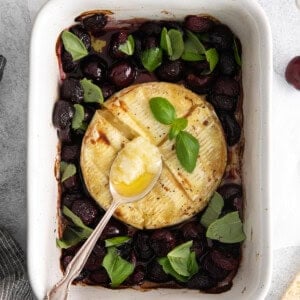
[110,137,161,197]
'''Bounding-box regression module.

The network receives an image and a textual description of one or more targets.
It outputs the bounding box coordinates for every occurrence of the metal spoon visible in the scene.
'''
[47,152,162,300]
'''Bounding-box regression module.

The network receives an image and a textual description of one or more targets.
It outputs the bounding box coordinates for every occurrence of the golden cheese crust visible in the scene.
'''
[80,82,227,229]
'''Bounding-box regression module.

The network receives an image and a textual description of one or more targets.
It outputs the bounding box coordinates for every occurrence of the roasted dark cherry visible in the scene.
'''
[207,94,237,112]
[100,219,128,239]
[62,255,73,270]
[82,14,108,32]
[209,24,234,50]
[62,174,81,192]
[108,61,136,88]
[60,78,84,103]
[70,24,91,50]
[213,241,241,259]
[80,55,107,83]
[192,239,208,259]
[53,100,74,129]
[161,21,184,33]
[212,77,240,97]
[109,31,129,59]
[61,144,81,162]
[184,15,215,33]
[218,112,241,146]
[126,265,145,285]
[147,260,171,283]
[71,199,99,226]
[117,242,132,261]
[186,272,217,290]
[92,241,106,261]
[100,83,117,99]
[187,60,209,73]
[61,49,78,73]
[217,183,242,202]
[133,231,154,261]
[156,60,184,82]
[150,229,177,257]
[185,72,216,94]
[202,253,229,280]
[219,51,236,76]
[84,252,101,272]
[143,36,159,50]
[285,56,300,90]
[83,106,96,123]
[210,249,238,271]
[139,21,162,36]
[181,221,206,241]
[61,192,83,208]
[58,126,72,144]
[89,268,110,284]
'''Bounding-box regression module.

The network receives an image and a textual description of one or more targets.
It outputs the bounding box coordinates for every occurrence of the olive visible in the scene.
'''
[156,60,184,82]
[108,61,136,88]
[61,49,79,73]
[70,24,91,50]
[184,15,215,33]
[82,13,108,32]
[71,199,100,226]
[61,144,81,162]
[60,78,84,103]
[80,55,107,83]
[52,100,74,129]
[150,229,177,257]
[218,112,241,146]
[212,76,240,97]
[208,24,234,50]
[186,272,217,290]
[219,51,236,76]
[109,31,129,59]
[207,94,237,112]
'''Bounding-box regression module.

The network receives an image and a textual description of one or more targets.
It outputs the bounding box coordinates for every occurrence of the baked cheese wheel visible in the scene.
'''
[80,82,227,229]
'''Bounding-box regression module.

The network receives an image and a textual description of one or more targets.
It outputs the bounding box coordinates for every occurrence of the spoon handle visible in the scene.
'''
[47,200,120,300]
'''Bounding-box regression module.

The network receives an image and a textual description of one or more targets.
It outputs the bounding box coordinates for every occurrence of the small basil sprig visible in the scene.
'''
[149,97,199,173]
[141,47,163,72]
[160,28,184,61]
[72,104,87,131]
[56,206,93,249]
[118,34,135,56]
[205,48,219,72]
[200,192,224,228]
[206,211,246,243]
[158,241,199,282]
[102,247,134,287]
[80,78,104,104]
[60,161,76,182]
[61,30,88,61]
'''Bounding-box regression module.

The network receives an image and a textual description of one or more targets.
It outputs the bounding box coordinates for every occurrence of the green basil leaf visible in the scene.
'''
[149,97,176,125]
[56,227,83,249]
[160,27,173,57]
[175,131,200,173]
[157,257,189,282]
[61,30,88,61]
[62,206,93,237]
[102,247,135,287]
[72,104,87,131]
[187,251,199,275]
[169,117,188,140]
[105,236,131,248]
[80,78,104,104]
[141,47,163,72]
[200,192,224,228]
[118,34,135,55]
[206,211,246,243]
[167,240,194,276]
[186,30,206,54]
[168,29,184,61]
[182,39,205,61]
[60,162,76,183]
[233,39,242,66]
[205,48,219,72]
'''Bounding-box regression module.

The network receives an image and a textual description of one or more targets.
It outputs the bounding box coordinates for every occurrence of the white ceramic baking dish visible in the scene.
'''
[27,0,272,299]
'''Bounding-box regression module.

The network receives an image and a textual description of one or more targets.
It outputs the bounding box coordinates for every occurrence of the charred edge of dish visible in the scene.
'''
[75,10,114,22]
